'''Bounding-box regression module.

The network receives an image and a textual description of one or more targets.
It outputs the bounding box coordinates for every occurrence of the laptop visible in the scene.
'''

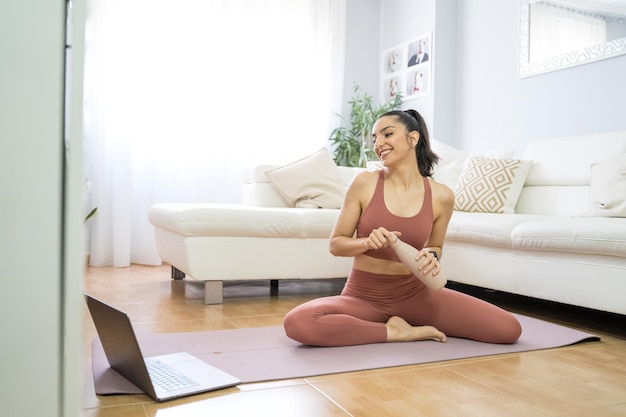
[85,294,241,401]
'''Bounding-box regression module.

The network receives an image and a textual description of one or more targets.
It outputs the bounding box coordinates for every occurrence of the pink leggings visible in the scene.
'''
[283,269,521,347]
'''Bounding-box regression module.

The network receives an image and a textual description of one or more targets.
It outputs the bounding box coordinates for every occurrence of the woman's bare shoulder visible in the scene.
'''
[349,169,379,188]
[428,178,455,207]
[344,170,379,201]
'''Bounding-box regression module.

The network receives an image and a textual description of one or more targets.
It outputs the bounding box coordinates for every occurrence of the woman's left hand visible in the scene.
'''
[416,249,440,276]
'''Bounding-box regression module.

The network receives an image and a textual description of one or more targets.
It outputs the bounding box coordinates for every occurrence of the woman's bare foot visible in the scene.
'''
[385,316,447,343]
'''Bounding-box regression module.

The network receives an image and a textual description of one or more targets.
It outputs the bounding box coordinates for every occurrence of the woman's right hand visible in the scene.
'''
[365,227,401,250]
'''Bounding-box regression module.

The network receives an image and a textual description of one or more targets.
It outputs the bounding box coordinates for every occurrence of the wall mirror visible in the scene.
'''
[519,0,626,77]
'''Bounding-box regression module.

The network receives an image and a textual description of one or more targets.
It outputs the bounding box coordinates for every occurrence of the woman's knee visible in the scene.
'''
[283,306,311,344]
[496,314,522,344]
[282,308,298,337]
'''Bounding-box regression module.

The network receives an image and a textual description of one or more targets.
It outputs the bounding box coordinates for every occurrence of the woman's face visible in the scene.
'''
[372,116,416,164]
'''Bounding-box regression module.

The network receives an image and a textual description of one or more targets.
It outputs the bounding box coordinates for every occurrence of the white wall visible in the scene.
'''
[432,0,458,145]
[456,0,626,153]
[360,0,626,153]
[347,0,458,144]
[341,0,382,120]
[379,0,437,132]
[0,1,84,416]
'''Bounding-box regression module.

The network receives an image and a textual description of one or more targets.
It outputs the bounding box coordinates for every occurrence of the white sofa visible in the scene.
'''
[148,161,361,304]
[149,132,626,314]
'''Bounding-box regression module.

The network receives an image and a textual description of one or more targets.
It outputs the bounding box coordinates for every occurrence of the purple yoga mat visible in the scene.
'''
[92,313,599,395]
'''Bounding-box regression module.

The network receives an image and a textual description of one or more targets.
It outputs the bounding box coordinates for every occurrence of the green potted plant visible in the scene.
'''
[329,84,403,167]
[84,207,98,223]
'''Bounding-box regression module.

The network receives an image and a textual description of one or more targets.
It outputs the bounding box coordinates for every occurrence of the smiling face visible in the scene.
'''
[372,115,419,165]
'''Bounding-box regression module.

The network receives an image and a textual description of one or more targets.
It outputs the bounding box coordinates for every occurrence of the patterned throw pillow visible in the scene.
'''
[430,139,515,189]
[454,157,532,213]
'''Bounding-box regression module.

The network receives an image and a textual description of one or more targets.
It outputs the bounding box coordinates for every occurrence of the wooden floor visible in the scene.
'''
[81,264,626,417]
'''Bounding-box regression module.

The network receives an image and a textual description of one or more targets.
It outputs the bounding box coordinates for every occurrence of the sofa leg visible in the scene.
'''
[171,266,185,280]
[270,279,279,296]
[204,281,223,304]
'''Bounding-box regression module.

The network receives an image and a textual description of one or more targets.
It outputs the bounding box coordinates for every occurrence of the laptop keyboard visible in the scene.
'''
[145,358,200,392]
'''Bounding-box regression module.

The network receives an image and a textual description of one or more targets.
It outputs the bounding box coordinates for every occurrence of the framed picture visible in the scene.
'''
[406,66,430,97]
[382,74,404,101]
[407,34,431,69]
[382,46,404,76]
[380,31,432,101]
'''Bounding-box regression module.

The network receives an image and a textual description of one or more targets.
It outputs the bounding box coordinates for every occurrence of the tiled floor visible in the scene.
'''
[82,264,626,417]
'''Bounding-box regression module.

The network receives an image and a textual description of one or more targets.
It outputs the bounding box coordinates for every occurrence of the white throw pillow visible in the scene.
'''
[454,157,532,214]
[589,154,626,217]
[264,148,345,209]
[430,140,470,189]
[430,139,515,189]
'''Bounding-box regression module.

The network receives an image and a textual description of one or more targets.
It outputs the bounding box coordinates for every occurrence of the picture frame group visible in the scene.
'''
[381,32,432,101]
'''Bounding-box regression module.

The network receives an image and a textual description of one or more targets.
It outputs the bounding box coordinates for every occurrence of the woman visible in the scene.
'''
[283,109,521,347]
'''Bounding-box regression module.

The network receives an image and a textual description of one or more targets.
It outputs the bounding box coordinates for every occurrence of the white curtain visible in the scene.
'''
[530,3,607,62]
[83,0,346,267]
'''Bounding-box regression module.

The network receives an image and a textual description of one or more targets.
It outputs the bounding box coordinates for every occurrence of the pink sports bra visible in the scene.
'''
[357,170,434,262]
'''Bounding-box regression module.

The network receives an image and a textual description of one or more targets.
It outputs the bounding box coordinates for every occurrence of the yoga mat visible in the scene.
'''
[92,314,599,395]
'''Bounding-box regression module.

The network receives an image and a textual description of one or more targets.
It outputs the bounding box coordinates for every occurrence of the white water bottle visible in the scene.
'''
[391,237,447,291]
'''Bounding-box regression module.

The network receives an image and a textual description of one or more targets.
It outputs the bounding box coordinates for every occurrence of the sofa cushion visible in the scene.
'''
[149,203,339,238]
[523,131,626,186]
[511,217,626,258]
[588,154,626,217]
[446,211,543,247]
[241,165,292,207]
[241,164,363,208]
[264,148,345,209]
[453,157,532,214]
[515,185,591,216]
[446,212,626,258]
[430,139,515,189]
